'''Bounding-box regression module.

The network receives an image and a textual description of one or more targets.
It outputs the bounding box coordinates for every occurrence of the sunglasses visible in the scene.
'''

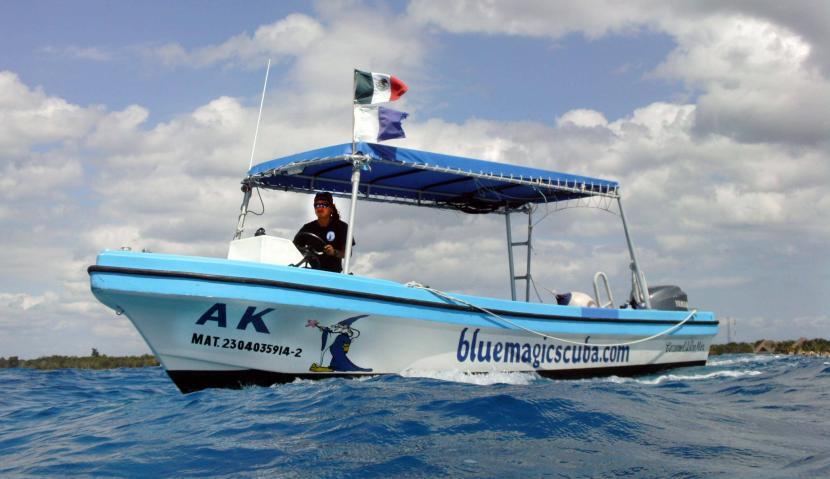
[314,202,331,209]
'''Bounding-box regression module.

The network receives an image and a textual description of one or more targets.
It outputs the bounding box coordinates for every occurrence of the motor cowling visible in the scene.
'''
[631,285,688,310]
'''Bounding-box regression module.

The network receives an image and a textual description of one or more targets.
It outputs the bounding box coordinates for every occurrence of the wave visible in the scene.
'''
[285,365,767,388]
[399,369,540,386]
[602,369,763,385]
[2,360,828,478]
[707,355,784,367]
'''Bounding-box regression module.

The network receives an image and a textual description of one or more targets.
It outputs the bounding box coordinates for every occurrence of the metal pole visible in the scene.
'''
[233,185,253,240]
[248,59,271,171]
[525,207,533,302]
[351,70,356,155]
[617,197,651,309]
[343,160,362,274]
[505,210,517,301]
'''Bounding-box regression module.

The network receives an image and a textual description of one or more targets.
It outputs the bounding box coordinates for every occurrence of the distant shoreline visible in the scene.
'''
[2,338,828,369]
[708,338,828,356]
[0,354,159,369]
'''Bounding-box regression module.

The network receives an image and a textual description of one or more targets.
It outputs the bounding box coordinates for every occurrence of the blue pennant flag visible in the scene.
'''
[353,106,409,142]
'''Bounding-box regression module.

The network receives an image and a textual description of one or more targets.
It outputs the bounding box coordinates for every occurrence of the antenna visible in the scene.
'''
[248,58,271,171]
[725,317,737,343]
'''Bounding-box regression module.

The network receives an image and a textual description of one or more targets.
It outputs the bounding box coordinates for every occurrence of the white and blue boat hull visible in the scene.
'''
[89,250,717,393]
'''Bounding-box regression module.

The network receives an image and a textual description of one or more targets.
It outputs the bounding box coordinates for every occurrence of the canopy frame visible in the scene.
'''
[246,154,621,211]
[235,144,651,308]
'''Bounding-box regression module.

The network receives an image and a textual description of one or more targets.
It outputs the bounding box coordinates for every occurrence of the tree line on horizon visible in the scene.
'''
[0,348,158,369]
[709,338,829,355]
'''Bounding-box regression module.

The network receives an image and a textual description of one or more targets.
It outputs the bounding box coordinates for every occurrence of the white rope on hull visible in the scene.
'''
[405,281,698,347]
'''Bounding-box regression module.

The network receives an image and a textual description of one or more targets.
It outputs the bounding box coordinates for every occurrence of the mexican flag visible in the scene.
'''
[353,106,409,142]
[354,69,408,104]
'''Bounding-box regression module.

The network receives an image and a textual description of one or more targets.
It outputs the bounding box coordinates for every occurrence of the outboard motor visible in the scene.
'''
[629,285,688,310]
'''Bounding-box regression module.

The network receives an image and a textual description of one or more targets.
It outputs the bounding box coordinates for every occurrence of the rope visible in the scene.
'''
[405,281,698,347]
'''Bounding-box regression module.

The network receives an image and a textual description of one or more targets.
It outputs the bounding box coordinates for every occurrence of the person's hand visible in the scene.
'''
[324,244,336,256]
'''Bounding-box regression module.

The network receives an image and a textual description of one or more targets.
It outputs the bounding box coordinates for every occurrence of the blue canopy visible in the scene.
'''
[247,142,619,213]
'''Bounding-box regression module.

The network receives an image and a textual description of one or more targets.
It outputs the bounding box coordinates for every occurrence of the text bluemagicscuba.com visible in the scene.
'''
[456,328,630,367]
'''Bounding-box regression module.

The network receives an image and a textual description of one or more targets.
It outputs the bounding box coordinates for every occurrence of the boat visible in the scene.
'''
[88,141,718,393]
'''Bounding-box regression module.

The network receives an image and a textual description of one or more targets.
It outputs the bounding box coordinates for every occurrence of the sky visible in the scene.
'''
[1,0,828,358]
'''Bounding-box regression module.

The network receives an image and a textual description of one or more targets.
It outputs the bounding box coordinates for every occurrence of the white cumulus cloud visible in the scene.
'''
[146,14,325,68]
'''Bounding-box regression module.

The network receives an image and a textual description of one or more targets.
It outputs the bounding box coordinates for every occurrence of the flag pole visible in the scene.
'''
[344,69,359,274]
[351,69,356,155]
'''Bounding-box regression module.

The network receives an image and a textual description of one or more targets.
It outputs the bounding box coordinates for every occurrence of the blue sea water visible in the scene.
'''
[1,354,829,478]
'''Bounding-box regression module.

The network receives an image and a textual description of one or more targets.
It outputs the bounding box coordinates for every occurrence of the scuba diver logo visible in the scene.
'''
[306,315,372,373]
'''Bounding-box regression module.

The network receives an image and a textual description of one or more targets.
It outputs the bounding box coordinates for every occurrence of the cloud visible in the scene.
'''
[1,156,83,202]
[407,0,656,39]
[0,71,103,155]
[684,0,830,77]
[139,5,425,114]
[408,0,830,74]
[653,15,830,145]
[86,105,150,151]
[0,289,146,358]
[409,2,830,147]
[144,13,325,68]
[0,292,58,311]
[40,45,112,61]
[556,109,608,128]
[736,314,830,342]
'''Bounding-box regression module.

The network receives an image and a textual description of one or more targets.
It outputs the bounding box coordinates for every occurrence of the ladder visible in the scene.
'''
[505,207,533,302]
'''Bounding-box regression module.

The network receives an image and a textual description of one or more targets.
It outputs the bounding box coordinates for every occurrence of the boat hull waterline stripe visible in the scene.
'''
[88,265,718,327]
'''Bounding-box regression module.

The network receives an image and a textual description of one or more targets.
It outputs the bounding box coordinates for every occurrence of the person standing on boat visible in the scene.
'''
[293,192,353,273]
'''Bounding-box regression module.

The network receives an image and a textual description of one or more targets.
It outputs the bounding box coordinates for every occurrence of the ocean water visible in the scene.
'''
[1,355,828,478]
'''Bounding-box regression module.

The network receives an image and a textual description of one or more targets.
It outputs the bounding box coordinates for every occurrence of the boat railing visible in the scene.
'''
[593,272,615,308]
[630,267,652,308]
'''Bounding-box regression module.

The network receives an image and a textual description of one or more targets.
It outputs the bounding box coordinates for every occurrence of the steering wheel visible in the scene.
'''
[293,232,327,268]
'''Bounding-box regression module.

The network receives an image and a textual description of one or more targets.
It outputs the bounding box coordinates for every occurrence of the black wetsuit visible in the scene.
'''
[293,219,353,273]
